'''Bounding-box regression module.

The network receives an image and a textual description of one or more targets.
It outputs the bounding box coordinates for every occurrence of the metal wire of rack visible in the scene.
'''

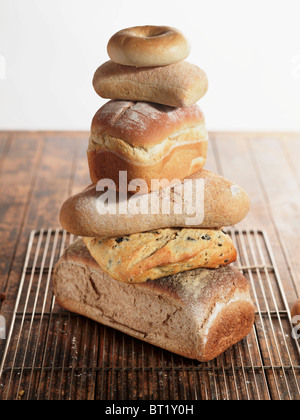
[0,228,299,400]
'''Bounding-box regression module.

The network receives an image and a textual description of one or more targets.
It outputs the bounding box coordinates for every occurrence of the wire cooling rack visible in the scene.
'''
[0,228,299,400]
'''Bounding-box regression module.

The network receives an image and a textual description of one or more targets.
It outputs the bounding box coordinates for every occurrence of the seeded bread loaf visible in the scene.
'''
[83,228,237,284]
[53,239,255,362]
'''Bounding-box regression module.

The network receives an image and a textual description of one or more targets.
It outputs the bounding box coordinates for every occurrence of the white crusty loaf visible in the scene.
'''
[53,239,255,362]
[59,169,251,238]
[88,100,208,191]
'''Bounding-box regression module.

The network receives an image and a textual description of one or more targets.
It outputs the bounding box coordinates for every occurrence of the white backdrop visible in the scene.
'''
[0,0,300,132]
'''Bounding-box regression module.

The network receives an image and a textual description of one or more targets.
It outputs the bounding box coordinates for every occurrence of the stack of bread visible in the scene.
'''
[54,26,255,362]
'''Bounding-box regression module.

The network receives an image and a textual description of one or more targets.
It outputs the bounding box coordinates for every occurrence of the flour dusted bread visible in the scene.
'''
[59,169,251,238]
[53,239,255,362]
[88,100,208,191]
[93,61,208,108]
[83,228,237,284]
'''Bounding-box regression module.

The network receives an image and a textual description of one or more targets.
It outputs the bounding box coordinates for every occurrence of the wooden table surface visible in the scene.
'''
[0,130,300,399]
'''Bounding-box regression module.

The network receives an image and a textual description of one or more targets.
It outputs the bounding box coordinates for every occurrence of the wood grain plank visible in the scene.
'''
[205,133,221,175]
[0,133,43,291]
[0,132,9,152]
[0,133,12,176]
[280,135,300,189]
[248,135,300,299]
[0,133,83,400]
[70,135,91,195]
[0,133,78,325]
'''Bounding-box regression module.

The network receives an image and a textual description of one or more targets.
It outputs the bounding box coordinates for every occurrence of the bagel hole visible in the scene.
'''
[132,27,169,39]
[146,29,168,38]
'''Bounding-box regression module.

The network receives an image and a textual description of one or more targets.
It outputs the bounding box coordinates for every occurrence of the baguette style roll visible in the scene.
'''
[53,239,255,362]
[87,100,208,192]
[93,61,208,108]
[59,170,251,238]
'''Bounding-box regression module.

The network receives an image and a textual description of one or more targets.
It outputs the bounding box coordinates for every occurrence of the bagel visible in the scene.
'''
[107,25,191,67]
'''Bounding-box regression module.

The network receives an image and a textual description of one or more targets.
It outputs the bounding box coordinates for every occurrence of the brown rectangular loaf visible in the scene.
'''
[53,239,255,362]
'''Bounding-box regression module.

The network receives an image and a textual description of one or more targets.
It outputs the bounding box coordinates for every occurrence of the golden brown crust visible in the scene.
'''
[107,26,190,67]
[88,100,208,190]
[83,228,237,284]
[199,299,255,361]
[87,142,207,192]
[53,239,255,362]
[90,100,206,148]
[92,61,208,108]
